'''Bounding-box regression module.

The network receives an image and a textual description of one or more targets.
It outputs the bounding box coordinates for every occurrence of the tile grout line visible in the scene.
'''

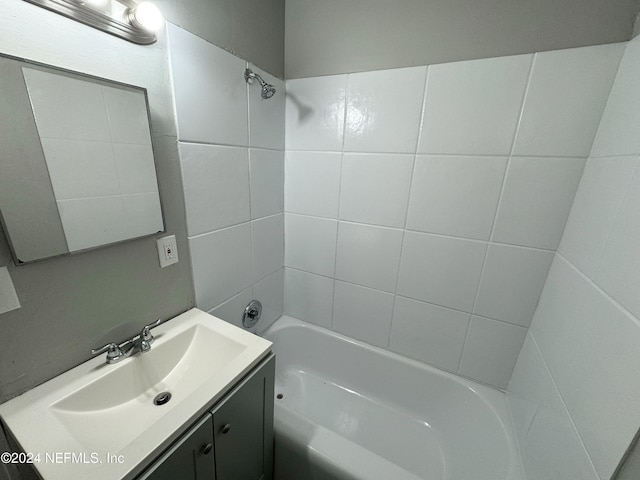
[388,65,431,349]
[456,53,537,374]
[328,74,351,329]
[528,332,601,478]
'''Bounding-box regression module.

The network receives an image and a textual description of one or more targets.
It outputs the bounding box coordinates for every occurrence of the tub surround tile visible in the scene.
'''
[284,214,338,277]
[285,151,342,218]
[250,149,284,220]
[335,222,403,293]
[530,257,640,479]
[492,157,585,250]
[559,156,638,277]
[338,153,414,228]
[509,332,601,480]
[332,281,394,348]
[591,37,640,157]
[397,232,486,313]
[168,24,248,146]
[247,64,285,151]
[458,316,527,388]
[344,66,427,153]
[512,44,623,157]
[507,333,550,442]
[179,143,250,237]
[418,55,532,155]
[474,244,554,327]
[209,286,254,331]
[251,214,284,281]
[389,297,470,373]
[284,268,334,328]
[254,269,285,334]
[406,155,507,240]
[189,223,253,312]
[285,75,347,151]
[595,166,640,319]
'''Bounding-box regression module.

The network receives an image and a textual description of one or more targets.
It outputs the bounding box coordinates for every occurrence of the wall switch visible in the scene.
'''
[156,235,179,268]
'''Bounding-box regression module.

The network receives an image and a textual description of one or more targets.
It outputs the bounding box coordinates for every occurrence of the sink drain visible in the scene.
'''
[154,392,172,406]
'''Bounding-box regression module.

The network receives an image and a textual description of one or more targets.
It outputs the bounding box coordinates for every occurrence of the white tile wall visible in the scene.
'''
[248,64,285,150]
[344,66,427,153]
[283,44,621,390]
[389,297,470,373]
[251,214,284,281]
[285,151,342,218]
[591,38,640,157]
[332,281,394,347]
[189,224,253,312]
[285,75,347,151]
[179,143,251,236]
[595,165,640,319]
[168,23,248,146]
[397,232,486,312]
[406,155,507,240]
[284,268,334,328]
[339,153,414,227]
[418,55,532,155]
[253,268,285,333]
[510,335,600,480]
[512,44,624,157]
[492,157,585,250]
[559,156,638,277]
[168,23,285,332]
[474,244,554,327]
[528,258,640,479]
[249,149,284,219]
[509,36,640,480]
[284,214,337,277]
[334,222,403,293]
[458,316,527,388]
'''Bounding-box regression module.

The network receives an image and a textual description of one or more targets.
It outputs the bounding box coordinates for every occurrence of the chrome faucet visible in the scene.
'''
[91,318,164,364]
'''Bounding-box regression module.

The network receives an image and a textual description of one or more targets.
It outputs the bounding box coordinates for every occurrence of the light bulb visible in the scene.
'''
[128,2,163,32]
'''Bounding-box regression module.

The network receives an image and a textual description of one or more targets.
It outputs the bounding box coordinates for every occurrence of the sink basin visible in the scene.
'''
[0,308,272,480]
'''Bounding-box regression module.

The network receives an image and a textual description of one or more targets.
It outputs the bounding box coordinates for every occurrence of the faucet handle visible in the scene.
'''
[140,318,163,342]
[91,343,122,361]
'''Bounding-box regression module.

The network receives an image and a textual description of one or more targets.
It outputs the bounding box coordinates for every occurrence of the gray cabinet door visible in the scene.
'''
[213,356,274,480]
[140,414,216,480]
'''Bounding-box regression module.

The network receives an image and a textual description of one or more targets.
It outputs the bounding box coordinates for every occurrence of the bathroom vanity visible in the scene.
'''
[0,309,274,480]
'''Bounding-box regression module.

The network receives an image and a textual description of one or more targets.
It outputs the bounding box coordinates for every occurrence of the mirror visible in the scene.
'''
[0,54,164,264]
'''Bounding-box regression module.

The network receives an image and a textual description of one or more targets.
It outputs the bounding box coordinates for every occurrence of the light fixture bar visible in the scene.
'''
[22,0,159,45]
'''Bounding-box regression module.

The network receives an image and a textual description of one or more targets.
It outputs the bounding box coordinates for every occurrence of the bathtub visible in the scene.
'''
[262,315,525,480]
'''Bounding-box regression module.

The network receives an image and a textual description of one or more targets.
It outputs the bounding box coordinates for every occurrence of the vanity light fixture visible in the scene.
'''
[22,0,164,45]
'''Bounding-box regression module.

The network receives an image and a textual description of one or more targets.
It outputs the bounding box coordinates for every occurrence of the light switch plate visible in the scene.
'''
[156,235,179,268]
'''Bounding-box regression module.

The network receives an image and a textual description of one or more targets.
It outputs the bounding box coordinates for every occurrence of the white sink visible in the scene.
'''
[0,308,272,480]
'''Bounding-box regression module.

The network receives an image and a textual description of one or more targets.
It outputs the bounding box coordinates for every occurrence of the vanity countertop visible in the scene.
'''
[0,308,272,480]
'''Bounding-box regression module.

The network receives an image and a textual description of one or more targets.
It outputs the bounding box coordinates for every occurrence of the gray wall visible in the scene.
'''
[155,0,285,78]
[0,0,194,405]
[285,0,640,78]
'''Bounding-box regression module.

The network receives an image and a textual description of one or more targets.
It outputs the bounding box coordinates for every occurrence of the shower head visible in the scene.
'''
[244,68,276,99]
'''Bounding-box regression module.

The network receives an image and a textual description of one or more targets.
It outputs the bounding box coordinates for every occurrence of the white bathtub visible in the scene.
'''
[262,315,525,480]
